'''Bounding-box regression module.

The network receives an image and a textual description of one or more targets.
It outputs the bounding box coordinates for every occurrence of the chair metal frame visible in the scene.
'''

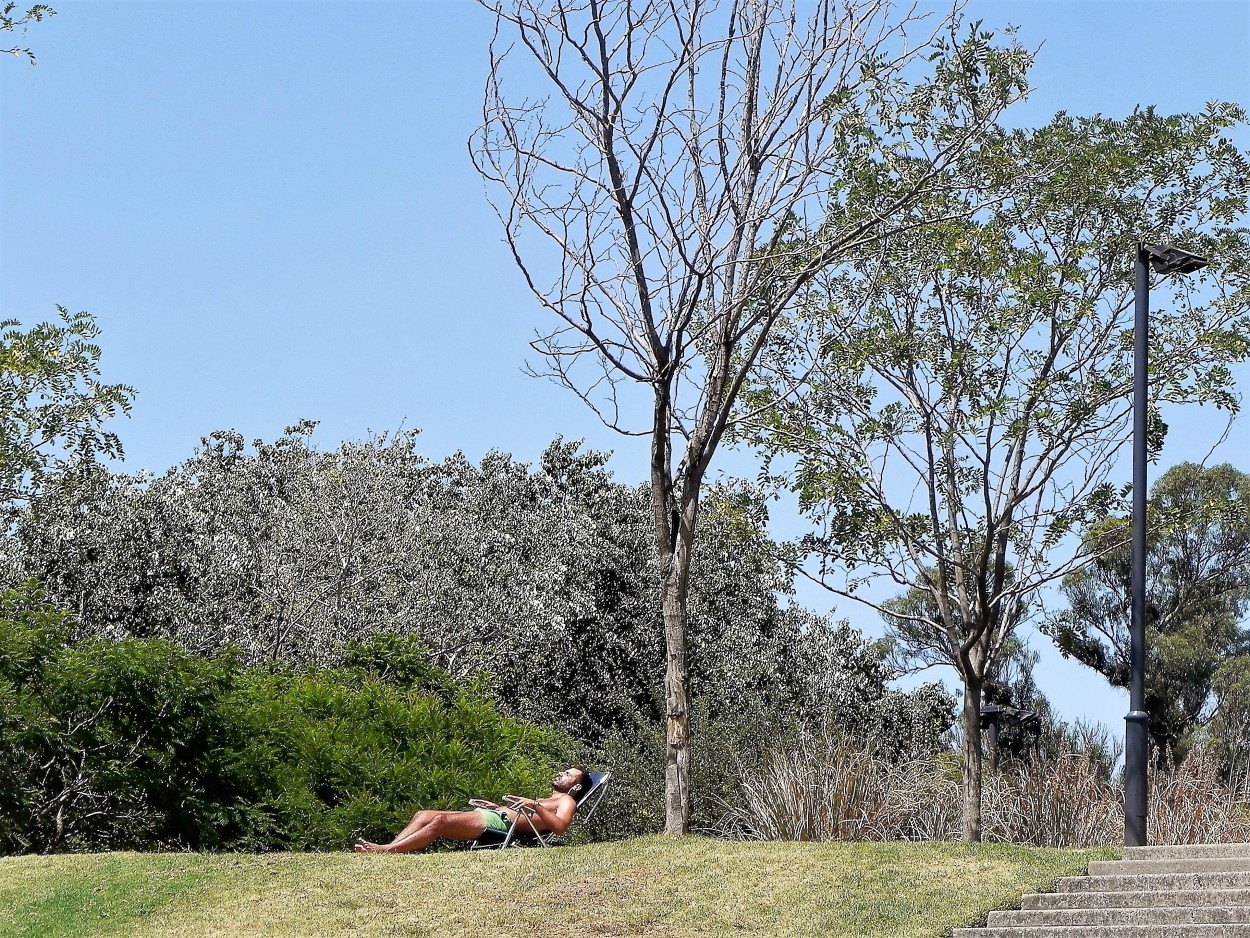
[470,771,611,849]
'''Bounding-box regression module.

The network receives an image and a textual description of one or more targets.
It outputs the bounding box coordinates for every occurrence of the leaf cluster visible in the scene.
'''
[1050,462,1250,767]
[1,2,54,64]
[0,309,135,525]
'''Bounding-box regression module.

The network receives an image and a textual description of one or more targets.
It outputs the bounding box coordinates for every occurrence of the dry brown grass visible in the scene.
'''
[718,734,1250,848]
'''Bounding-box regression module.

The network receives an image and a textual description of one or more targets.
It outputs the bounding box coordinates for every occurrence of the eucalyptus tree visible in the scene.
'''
[1052,462,1250,766]
[742,105,1250,840]
[471,0,1032,832]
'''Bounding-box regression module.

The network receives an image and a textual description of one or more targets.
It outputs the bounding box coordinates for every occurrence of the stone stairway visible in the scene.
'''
[952,843,1250,937]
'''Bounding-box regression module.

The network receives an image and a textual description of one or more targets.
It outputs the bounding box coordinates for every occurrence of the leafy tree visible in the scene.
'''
[1204,654,1250,788]
[1052,462,1250,767]
[2,2,53,64]
[14,426,954,836]
[15,431,797,723]
[0,309,134,530]
[472,0,1031,832]
[17,422,438,661]
[742,105,1250,839]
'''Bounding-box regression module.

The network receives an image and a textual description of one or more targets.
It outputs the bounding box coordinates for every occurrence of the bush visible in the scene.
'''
[710,728,960,842]
[981,752,1120,847]
[569,617,957,841]
[0,591,569,854]
[225,662,567,850]
[1150,747,1250,845]
[0,585,239,853]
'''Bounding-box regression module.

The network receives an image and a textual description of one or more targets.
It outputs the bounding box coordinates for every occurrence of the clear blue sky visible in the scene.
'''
[2,0,1248,733]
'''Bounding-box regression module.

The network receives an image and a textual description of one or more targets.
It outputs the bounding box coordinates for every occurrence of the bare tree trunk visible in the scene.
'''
[661,556,692,834]
[961,674,984,843]
[652,383,699,835]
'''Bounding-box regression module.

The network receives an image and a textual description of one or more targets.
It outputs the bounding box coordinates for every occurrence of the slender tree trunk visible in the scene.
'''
[657,479,701,835]
[661,551,692,834]
[651,387,699,835]
[961,674,984,843]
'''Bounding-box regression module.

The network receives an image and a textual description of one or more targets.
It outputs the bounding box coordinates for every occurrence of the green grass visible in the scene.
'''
[0,837,1116,938]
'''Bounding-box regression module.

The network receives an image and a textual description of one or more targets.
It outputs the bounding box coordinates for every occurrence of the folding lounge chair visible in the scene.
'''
[470,771,611,849]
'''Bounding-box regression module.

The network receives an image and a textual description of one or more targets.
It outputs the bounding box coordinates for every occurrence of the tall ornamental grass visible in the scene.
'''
[718,729,1250,846]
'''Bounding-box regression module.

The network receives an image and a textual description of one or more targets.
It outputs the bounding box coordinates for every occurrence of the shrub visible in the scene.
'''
[572,717,666,842]
[225,663,567,850]
[981,752,1121,847]
[0,589,570,854]
[1150,747,1250,844]
[0,585,238,853]
[711,728,961,842]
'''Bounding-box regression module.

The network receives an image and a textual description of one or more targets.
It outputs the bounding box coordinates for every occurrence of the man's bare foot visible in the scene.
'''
[354,840,389,853]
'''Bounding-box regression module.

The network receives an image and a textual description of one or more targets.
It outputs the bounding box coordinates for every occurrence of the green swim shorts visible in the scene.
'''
[475,808,510,833]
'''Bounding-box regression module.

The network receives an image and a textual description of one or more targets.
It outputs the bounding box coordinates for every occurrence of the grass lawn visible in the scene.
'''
[0,837,1116,938]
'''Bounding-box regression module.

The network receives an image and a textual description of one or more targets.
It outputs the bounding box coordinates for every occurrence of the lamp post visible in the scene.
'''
[1124,242,1208,848]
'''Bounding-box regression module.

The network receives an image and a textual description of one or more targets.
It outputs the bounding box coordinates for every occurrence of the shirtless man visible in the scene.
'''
[353,766,591,854]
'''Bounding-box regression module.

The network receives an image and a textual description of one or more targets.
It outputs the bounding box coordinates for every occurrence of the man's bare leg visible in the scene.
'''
[355,810,489,854]
[392,810,440,843]
[354,809,440,852]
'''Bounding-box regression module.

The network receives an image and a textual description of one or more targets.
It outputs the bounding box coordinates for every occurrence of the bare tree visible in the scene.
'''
[470,0,1030,833]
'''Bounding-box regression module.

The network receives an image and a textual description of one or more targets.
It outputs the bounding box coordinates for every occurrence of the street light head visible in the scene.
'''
[1141,243,1209,276]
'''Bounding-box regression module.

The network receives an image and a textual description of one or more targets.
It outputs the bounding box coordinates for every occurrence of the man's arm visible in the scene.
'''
[505,795,576,834]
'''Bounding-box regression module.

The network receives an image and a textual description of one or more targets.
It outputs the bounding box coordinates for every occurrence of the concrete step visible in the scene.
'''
[952,926,1250,937]
[1023,888,1250,909]
[1127,843,1250,860]
[953,845,1250,934]
[1058,870,1250,892]
[1090,857,1250,875]
[988,906,1250,927]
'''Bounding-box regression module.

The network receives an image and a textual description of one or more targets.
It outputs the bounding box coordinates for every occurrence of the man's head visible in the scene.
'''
[552,766,592,799]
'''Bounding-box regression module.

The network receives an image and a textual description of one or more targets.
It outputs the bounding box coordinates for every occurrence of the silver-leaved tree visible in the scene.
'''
[470,0,1032,833]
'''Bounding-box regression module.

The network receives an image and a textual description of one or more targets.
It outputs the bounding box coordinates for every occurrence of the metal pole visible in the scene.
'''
[1124,245,1150,848]
[986,709,1000,776]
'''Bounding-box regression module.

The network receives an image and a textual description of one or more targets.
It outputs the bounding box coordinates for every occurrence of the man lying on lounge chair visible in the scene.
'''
[353,766,591,854]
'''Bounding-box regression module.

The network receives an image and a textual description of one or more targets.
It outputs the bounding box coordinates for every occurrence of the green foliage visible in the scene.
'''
[0,584,236,853]
[1051,462,1250,767]
[0,586,567,855]
[1,2,53,64]
[580,617,956,839]
[340,632,457,696]
[0,309,133,526]
[223,663,565,851]
[744,101,1250,839]
[11,431,952,839]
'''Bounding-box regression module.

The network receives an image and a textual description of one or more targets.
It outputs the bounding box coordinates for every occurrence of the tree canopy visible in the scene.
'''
[742,103,1250,839]
[0,309,134,532]
[1052,462,1250,766]
[472,0,1032,832]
